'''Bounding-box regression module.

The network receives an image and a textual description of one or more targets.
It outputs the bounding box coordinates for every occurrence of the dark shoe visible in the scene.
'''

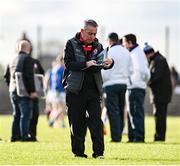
[74,154,88,158]
[48,120,55,127]
[154,134,165,141]
[154,138,165,142]
[92,153,104,159]
[110,140,120,143]
[10,138,21,142]
[30,137,38,142]
[126,140,133,143]
[22,136,37,142]
[29,133,38,142]
[133,138,144,143]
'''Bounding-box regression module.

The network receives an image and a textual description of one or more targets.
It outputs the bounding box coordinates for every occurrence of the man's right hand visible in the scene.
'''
[86,60,97,67]
[30,92,38,98]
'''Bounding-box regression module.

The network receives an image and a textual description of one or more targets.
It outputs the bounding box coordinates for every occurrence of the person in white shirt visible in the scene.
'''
[102,32,133,142]
[122,34,150,143]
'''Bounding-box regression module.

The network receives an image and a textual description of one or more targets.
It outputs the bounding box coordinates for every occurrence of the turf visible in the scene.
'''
[0,115,179,165]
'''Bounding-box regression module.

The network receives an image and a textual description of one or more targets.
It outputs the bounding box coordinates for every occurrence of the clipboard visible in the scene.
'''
[34,74,46,98]
[15,72,46,98]
[82,64,104,72]
[15,72,29,97]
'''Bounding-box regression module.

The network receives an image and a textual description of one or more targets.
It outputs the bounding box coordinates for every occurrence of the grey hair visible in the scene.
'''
[18,40,31,51]
[84,19,98,29]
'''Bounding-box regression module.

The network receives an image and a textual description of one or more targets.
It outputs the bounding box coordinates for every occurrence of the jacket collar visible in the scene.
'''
[150,51,160,61]
[110,43,120,48]
[129,44,139,52]
[19,51,27,55]
[74,32,99,47]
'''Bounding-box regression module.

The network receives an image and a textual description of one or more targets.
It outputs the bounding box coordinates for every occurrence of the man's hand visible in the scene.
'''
[30,92,38,98]
[103,58,113,68]
[86,60,97,67]
[148,81,152,86]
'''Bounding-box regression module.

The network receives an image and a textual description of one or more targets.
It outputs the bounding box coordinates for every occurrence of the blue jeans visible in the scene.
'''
[10,92,21,140]
[10,91,33,140]
[128,88,145,141]
[105,84,126,141]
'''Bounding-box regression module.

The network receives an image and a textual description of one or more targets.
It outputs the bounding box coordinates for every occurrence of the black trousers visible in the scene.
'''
[66,89,104,156]
[29,98,39,138]
[153,103,168,141]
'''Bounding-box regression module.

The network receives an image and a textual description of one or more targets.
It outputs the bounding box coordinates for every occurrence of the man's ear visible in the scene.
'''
[80,29,84,41]
[81,29,84,34]
[128,40,132,45]
[128,40,133,47]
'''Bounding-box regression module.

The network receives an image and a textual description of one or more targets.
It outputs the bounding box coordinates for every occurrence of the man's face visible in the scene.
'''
[146,52,154,61]
[122,37,132,49]
[82,25,97,44]
[107,39,113,47]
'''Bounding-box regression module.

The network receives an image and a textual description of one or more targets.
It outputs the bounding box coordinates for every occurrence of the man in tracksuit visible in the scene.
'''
[144,43,172,141]
[123,34,150,143]
[63,19,113,158]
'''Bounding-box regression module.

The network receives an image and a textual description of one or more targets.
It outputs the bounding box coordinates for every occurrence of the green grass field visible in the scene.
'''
[0,115,180,165]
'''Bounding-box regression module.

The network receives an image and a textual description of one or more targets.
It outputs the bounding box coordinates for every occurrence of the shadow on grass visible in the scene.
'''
[109,157,180,163]
[119,141,180,145]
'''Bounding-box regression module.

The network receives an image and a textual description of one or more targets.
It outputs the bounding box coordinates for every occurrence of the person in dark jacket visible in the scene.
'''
[4,40,38,142]
[63,19,113,159]
[144,43,172,141]
[29,58,44,141]
[20,32,44,141]
[17,41,38,141]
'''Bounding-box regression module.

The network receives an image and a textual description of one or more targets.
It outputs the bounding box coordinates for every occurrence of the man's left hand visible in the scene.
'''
[103,58,113,68]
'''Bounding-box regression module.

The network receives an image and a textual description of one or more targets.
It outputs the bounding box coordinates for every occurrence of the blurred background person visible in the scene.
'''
[15,40,38,141]
[29,58,44,141]
[44,66,53,121]
[4,40,37,142]
[3,42,20,142]
[21,33,45,141]
[119,37,129,135]
[123,34,150,143]
[171,66,179,90]
[102,32,133,142]
[45,57,66,128]
[144,43,172,141]
[101,92,108,135]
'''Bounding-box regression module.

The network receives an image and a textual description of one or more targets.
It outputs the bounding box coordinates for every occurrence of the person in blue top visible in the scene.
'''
[46,57,66,128]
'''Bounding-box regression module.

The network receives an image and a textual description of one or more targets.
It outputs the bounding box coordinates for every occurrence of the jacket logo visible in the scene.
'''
[92,49,98,56]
